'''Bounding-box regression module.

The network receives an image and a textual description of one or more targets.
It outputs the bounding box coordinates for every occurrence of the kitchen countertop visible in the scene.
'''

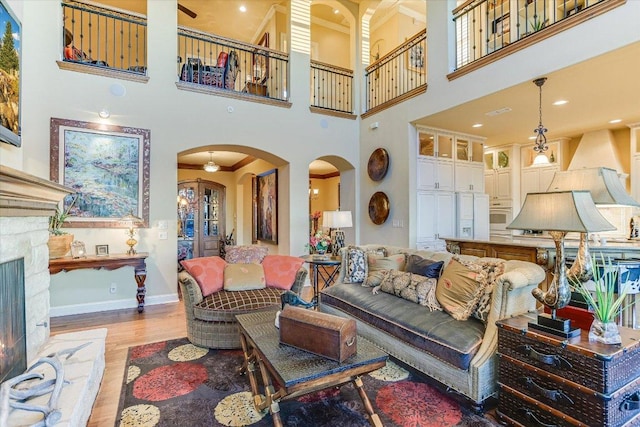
[445,235,640,253]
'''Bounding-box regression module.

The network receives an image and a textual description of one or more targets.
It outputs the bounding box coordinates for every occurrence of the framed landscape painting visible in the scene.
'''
[50,118,150,228]
[255,168,277,244]
[0,0,21,147]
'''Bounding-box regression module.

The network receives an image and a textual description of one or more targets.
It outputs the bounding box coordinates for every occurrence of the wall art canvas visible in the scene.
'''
[256,168,277,243]
[0,0,21,146]
[50,118,150,228]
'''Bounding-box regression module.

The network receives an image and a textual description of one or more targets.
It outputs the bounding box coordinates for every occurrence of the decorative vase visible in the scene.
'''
[589,318,622,345]
[47,234,74,259]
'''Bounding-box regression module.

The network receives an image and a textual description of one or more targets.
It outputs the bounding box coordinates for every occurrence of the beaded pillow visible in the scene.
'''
[343,246,367,284]
[225,245,269,264]
[374,270,441,311]
[223,263,266,291]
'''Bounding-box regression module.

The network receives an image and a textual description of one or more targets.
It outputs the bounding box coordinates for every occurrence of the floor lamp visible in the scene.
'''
[322,210,353,256]
[507,191,615,338]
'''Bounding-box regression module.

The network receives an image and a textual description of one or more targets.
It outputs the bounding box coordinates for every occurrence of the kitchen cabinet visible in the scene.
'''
[417,190,455,250]
[484,145,519,206]
[454,136,484,192]
[521,165,558,196]
[417,129,454,191]
[177,179,226,259]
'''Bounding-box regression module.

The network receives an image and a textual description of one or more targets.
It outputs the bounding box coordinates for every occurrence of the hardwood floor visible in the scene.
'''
[50,302,187,427]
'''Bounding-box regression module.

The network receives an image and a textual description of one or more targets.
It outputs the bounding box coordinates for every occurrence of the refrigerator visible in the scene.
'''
[456,192,489,241]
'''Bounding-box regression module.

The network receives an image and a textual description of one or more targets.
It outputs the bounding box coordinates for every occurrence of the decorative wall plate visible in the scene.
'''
[368,191,390,225]
[367,148,389,181]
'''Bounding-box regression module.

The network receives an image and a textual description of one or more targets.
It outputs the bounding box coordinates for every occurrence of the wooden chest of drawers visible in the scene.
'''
[496,315,640,426]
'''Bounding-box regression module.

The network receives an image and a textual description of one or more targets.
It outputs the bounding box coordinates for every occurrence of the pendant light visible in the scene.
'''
[532,77,550,165]
[203,151,220,173]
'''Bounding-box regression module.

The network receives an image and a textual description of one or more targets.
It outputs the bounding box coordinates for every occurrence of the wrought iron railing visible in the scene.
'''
[365,29,427,112]
[177,27,289,102]
[454,0,605,69]
[62,0,147,74]
[310,61,353,114]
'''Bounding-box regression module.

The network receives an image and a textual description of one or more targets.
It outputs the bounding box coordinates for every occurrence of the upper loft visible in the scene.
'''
[56,0,628,120]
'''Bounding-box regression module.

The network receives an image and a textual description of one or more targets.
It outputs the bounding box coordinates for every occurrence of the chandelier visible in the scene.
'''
[532,77,550,165]
[203,151,220,173]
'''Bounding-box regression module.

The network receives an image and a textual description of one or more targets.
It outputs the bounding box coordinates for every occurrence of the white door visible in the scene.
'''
[436,160,455,191]
[473,193,490,241]
[496,169,511,200]
[455,163,472,192]
[417,191,437,241]
[436,192,455,239]
[470,163,484,192]
[485,171,496,200]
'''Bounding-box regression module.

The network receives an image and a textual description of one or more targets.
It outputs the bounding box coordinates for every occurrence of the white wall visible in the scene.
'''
[14,0,358,315]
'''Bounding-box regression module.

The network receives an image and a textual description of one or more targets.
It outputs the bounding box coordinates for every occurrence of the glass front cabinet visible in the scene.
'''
[178,179,226,260]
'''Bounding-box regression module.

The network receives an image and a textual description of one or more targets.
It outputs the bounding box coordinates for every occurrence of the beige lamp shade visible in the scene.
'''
[322,210,353,229]
[547,167,639,206]
[507,191,615,233]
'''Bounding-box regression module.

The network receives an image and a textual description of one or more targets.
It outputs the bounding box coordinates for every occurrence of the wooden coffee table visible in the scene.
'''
[236,311,388,427]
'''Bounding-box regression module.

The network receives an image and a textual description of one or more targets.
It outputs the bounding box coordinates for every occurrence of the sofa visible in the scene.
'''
[178,245,308,349]
[319,244,545,409]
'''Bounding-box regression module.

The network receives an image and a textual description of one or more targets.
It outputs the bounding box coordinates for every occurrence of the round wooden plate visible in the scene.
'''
[368,191,390,225]
[367,148,389,181]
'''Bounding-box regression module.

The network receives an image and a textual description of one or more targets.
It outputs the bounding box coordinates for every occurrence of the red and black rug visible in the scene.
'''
[116,338,498,426]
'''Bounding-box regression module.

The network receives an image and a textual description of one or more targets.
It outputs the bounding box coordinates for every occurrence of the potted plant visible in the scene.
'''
[530,17,548,33]
[569,254,630,344]
[48,196,76,259]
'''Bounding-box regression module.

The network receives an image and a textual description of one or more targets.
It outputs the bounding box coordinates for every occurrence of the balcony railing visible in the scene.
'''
[310,61,354,114]
[454,0,605,69]
[62,0,147,74]
[177,27,289,102]
[365,29,427,113]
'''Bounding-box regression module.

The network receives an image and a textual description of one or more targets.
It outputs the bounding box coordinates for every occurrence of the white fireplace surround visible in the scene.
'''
[0,166,106,425]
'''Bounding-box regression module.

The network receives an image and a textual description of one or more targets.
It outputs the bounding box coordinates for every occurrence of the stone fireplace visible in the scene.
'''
[0,166,107,426]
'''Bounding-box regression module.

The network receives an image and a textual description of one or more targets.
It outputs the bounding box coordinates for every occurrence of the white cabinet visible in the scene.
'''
[456,192,489,240]
[484,145,518,207]
[418,157,454,191]
[454,136,484,192]
[417,191,455,245]
[521,165,559,197]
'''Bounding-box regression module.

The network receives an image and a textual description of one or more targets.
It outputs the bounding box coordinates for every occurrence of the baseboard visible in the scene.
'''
[50,293,180,317]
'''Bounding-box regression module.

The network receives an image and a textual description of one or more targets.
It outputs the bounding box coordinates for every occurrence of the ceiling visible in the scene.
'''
[415,42,640,147]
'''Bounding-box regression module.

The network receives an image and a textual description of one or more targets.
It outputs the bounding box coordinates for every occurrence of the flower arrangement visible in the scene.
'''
[309,231,331,254]
[310,211,322,220]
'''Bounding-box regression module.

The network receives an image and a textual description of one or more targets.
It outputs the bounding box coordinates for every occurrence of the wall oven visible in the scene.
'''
[489,207,513,236]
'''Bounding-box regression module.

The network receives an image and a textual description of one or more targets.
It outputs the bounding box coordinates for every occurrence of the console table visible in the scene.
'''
[49,253,148,313]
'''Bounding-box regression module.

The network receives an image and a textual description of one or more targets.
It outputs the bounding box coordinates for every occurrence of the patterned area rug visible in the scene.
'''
[116,338,498,427]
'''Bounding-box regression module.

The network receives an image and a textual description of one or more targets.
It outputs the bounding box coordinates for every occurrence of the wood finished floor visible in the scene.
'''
[50,301,188,427]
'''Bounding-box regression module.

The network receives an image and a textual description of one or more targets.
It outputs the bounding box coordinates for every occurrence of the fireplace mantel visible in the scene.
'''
[0,165,73,217]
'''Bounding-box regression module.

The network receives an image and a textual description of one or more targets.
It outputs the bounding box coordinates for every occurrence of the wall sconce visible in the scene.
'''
[98,108,110,119]
[309,188,319,200]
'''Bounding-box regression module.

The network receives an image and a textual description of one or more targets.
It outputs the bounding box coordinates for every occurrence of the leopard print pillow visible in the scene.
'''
[375,270,441,311]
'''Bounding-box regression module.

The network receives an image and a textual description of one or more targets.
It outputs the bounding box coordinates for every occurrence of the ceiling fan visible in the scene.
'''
[178,3,197,19]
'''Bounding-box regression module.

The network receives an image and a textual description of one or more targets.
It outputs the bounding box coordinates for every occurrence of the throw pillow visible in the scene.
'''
[261,255,304,290]
[223,263,266,291]
[343,246,368,284]
[405,254,445,279]
[435,258,505,321]
[225,245,269,264]
[180,256,227,297]
[363,253,406,287]
[375,270,441,311]
[470,259,505,323]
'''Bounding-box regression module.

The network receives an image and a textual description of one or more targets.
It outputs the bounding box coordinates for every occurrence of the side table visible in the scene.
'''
[301,255,341,305]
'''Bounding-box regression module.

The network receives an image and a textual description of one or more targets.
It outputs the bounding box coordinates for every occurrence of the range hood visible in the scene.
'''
[567,129,625,172]
[547,167,639,206]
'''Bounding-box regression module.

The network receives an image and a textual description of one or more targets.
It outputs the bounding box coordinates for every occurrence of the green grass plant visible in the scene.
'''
[569,253,630,323]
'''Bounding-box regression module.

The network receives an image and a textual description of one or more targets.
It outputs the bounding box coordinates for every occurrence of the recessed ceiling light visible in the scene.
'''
[472,123,483,128]
[609,119,622,124]
[553,100,568,106]
[334,9,339,14]
[528,136,536,140]
[239,5,246,12]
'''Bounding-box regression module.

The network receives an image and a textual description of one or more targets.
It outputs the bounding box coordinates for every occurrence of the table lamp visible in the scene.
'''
[121,211,144,255]
[322,210,353,256]
[547,167,640,281]
[507,191,615,338]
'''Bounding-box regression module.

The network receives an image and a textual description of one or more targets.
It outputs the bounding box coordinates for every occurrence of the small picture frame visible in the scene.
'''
[96,244,109,256]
